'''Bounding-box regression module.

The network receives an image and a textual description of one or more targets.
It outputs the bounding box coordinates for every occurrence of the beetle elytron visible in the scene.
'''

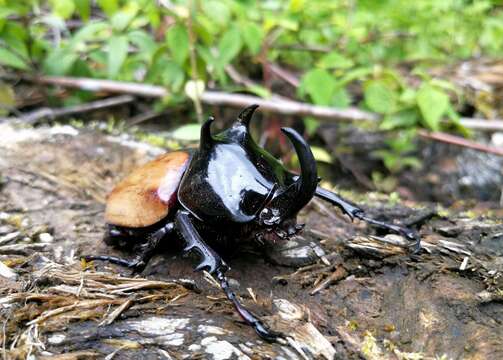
[83,105,420,341]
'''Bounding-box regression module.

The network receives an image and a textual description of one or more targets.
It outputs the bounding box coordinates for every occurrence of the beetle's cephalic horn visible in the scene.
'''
[236,104,259,129]
[200,116,214,151]
[280,127,318,214]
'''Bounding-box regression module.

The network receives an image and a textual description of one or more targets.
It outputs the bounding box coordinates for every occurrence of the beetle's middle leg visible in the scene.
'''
[315,186,421,251]
[82,222,174,273]
[174,210,278,342]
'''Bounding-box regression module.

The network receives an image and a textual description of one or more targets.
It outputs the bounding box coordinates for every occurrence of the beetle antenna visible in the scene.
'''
[200,116,214,151]
[237,104,259,129]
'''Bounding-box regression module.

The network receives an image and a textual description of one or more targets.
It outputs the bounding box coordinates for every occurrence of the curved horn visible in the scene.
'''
[281,127,318,213]
[236,104,259,129]
[200,116,214,151]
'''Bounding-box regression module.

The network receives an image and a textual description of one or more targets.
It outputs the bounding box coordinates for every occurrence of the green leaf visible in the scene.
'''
[167,24,189,66]
[201,1,231,26]
[74,0,90,21]
[300,69,336,106]
[0,82,16,116]
[0,47,29,70]
[311,146,332,163]
[445,103,470,137]
[43,49,77,75]
[242,22,263,55]
[2,32,29,60]
[39,14,66,30]
[333,86,350,108]
[339,67,373,85]
[416,84,449,131]
[317,52,354,69]
[97,0,118,16]
[107,35,128,78]
[364,80,397,114]
[380,109,419,130]
[161,61,185,91]
[128,30,158,61]
[218,29,242,67]
[172,123,201,141]
[71,21,109,44]
[303,117,320,136]
[50,0,75,19]
[71,58,93,77]
[289,0,306,12]
[111,2,139,31]
[0,9,15,32]
[246,85,271,98]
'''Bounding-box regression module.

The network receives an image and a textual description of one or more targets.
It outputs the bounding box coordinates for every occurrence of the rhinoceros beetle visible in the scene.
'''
[83,105,420,341]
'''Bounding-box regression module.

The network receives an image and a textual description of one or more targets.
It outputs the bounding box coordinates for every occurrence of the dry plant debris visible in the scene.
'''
[0,260,193,359]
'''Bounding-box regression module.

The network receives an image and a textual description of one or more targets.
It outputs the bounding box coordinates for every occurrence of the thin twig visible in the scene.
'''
[32,76,167,97]
[276,44,332,53]
[310,266,348,295]
[7,75,503,134]
[99,298,134,326]
[458,118,503,131]
[126,110,168,127]
[225,64,289,101]
[2,95,134,124]
[268,63,300,88]
[225,65,258,90]
[201,91,380,121]
[18,75,379,121]
[418,130,503,156]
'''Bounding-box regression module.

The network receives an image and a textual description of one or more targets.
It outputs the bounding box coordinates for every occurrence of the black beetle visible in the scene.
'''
[83,105,420,341]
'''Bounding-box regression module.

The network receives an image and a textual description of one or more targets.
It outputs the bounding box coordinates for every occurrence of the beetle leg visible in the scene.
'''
[82,222,174,273]
[174,210,279,342]
[81,255,138,268]
[129,223,175,274]
[315,186,421,252]
[175,211,227,273]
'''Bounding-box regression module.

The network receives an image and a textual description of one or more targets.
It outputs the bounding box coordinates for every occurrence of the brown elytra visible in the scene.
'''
[105,151,191,228]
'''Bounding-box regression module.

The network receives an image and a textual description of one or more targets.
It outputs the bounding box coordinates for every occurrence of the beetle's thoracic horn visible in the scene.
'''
[281,127,318,214]
[200,116,214,151]
[237,104,259,128]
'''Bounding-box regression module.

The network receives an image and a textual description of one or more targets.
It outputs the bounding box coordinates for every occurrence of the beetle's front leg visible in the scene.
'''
[174,210,278,342]
[315,186,421,251]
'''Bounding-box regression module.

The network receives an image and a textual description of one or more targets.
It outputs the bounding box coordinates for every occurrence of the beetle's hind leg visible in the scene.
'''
[175,210,278,342]
[82,222,174,273]
[315,186,421,251]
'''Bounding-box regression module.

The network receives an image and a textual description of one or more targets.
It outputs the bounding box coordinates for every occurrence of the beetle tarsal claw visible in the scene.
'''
[183,243,195,252]
[194,260,215,273]
[253,321,281,342]
[194,257,228,274]
[128,260,147,275]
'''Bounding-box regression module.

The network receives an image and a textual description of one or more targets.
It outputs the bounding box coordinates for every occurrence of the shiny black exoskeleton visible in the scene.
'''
[83,105,420,342]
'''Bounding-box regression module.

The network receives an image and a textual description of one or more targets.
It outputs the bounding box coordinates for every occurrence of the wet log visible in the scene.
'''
[1,122,502,359]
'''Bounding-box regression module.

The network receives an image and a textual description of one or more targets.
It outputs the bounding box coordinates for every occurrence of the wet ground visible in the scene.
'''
[1,123,503,359]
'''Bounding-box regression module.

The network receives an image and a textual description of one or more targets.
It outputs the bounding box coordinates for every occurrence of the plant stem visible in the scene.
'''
[187,0,203,123]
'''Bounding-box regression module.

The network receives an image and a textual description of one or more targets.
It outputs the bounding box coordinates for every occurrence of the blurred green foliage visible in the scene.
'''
[1,0,503,172]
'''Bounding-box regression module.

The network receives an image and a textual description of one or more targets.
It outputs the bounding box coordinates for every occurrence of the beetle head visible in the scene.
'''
[226,105,318,230]
[257,127,318,228]
[180,104,317,232]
